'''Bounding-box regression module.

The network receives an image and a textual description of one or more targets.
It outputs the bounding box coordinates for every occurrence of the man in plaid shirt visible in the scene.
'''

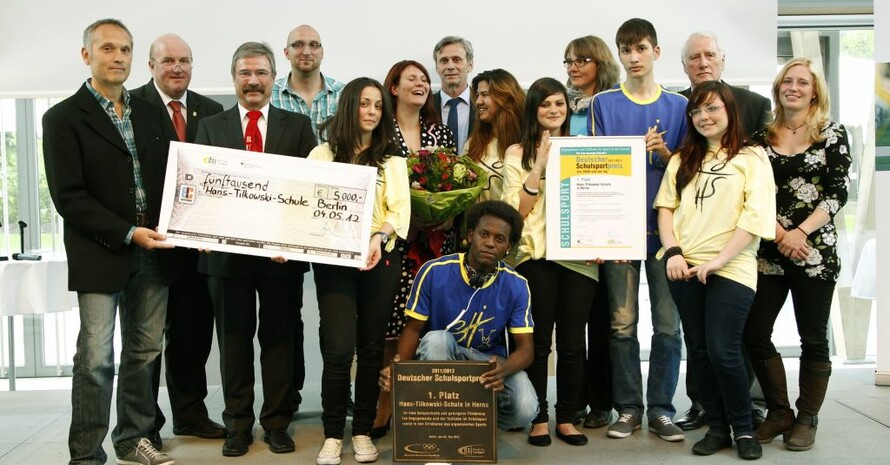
[272,24,344,141]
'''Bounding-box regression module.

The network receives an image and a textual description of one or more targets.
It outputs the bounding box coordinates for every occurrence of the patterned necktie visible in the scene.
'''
[168,100,186,142]
[446,98,461,141]
[245,110,263,152]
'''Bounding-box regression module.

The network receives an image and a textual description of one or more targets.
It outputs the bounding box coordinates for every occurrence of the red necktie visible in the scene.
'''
[245,110,263,152]
[168,101,186,142]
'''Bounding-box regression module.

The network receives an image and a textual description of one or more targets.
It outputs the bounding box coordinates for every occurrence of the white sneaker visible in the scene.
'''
[352,434,378,463]
[116,438,174,465]
[317,438,343,465]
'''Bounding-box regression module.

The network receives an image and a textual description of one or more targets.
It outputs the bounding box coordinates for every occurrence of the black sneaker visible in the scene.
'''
[692,433,732,456]
[736,436,763,460]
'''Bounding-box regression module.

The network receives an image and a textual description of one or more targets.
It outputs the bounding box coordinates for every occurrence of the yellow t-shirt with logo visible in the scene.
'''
[654,145,775,290]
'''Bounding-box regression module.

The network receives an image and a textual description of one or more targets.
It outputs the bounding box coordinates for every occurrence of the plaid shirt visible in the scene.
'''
[87,80,147,244]
[271,72,344,141]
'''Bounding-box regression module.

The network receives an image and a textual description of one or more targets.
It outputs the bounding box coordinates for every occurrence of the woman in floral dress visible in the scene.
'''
[743,58,852,452]
[373,60,456,437]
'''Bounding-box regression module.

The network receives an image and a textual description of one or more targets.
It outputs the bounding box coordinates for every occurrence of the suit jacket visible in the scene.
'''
[434,89,475,137]
[131,80,225,282]
[195,105,317,277]
[42,83,174,292]
[680,80,772,137]
[130,79,225,143]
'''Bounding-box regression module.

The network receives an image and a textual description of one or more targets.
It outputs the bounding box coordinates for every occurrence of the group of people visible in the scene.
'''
[42,14,850,465]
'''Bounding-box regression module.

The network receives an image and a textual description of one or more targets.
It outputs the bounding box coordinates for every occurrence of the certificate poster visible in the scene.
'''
[545,136,647,261]
[158,142,377,267]
[392,361,496,463]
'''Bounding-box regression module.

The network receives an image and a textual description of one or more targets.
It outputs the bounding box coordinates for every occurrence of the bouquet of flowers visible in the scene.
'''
[407,146,488,223]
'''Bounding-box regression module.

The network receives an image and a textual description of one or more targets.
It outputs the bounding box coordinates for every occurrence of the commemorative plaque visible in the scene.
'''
[392,360,497,463]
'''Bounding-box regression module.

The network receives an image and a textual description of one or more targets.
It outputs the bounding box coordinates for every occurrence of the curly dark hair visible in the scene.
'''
[465,200,524,246]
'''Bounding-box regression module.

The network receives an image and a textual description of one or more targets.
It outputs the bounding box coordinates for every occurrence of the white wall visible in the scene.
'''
[0,0,777,97]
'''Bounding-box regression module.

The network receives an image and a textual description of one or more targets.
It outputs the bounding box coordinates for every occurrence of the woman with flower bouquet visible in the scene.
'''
[371,60,456,437]
[308,77,410,464]
[466,69,526,203]
[503,78,599,447]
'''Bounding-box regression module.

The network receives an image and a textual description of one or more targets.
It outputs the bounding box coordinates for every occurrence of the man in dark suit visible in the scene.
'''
[194,41,316,457]
[675,31,772,432]
[678,31,771,136]
[43,18,175,465]
[433,36,476,153]
[130,33,227,441]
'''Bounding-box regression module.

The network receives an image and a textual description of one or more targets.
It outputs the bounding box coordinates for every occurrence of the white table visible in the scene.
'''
[0,257,78,390]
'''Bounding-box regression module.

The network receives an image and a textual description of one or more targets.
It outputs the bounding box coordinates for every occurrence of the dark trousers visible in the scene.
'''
[518,260,597,424]
[745,274,835,364]
[313,248,400,439]
[669,275,754,437]
[585,272,613,413]
[208,268,303,433]
[153,249,215,431]
[683,347,763,409]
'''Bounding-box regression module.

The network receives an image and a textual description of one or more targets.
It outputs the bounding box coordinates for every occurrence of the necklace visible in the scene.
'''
[784,121,807,134]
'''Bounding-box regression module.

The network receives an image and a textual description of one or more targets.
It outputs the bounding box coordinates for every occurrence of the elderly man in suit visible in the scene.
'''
[130,33,227,442]
[432,36,476,154]
[42,18,175,465]
[675,30,772,432]
[194,41,316,457]
[678,31,771,136]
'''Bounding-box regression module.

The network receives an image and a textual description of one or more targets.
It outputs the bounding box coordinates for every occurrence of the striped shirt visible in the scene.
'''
[271,72,344,141]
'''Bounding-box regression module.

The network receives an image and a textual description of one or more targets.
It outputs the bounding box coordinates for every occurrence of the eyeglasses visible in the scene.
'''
[152,58,192,69]
[688,104,725,118]
[563,57,593,69]
[289,40,322,51]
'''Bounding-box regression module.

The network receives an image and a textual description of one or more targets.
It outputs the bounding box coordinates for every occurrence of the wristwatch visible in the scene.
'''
[373,231,389,245]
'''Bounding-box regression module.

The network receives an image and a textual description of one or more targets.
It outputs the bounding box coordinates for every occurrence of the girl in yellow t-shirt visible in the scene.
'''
[654,80,775,460]
[503,77,599,447]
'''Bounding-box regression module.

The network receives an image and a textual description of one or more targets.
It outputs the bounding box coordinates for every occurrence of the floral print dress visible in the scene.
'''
[388,118,456,338]
[752,122,852,282]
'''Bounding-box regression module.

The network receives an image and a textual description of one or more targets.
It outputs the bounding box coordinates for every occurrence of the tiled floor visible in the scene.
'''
[2,359,889,464]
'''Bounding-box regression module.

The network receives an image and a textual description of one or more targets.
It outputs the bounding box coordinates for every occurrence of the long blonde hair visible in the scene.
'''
[766,58,830,145]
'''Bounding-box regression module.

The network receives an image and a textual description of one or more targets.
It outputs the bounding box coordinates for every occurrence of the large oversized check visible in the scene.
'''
[158,142,378,267]
[545,136,647,261]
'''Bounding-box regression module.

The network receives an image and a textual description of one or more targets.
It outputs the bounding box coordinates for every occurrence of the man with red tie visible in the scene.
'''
[130,33,227,443]
[194,41,316,457]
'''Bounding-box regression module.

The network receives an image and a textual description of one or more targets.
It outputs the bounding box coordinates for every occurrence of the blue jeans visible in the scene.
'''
[416,331,538,430]
[669,275,755,438]
[603,256,681,420]
[69,249,167,464]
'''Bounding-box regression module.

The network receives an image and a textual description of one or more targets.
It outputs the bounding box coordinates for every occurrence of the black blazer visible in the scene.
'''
[680,80,772,137]
[130,79,225,143]
[434,90,475,139]
[42,83,174,292]
[130,80,225,281]
[195,105,317,277]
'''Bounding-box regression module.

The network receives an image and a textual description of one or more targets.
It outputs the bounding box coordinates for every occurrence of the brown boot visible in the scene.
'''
[752,355,795,443]
[786,361,831,451]
[371,338,399,439]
